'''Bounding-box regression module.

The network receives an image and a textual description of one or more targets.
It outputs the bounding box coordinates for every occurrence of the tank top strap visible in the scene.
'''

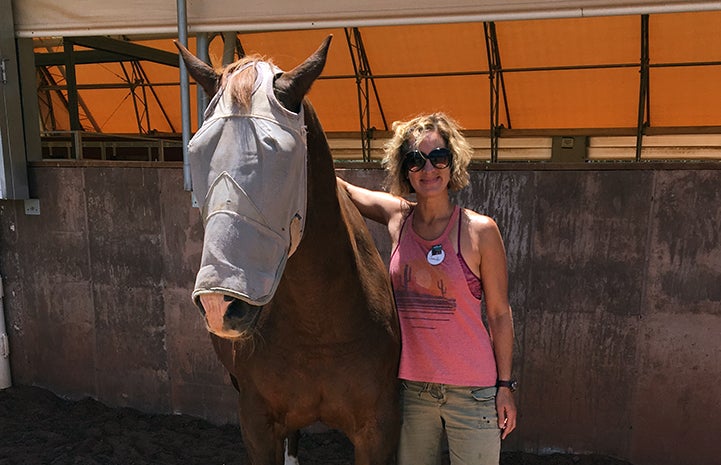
[445,205,461,244]
[391,206,413,259]
[457,206,463,247]
[399,206,412,239]
[454,207,483,299]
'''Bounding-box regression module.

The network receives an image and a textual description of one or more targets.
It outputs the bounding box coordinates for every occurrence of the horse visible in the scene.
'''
[175,36,401,465]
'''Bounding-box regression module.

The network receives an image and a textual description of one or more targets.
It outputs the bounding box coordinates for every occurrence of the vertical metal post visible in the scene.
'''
[345,28,371,162]
[17,38,41,163]
[483,22,511,163]
[196,33,210,127]
[0,0,30,199]
[73,130,83,160]
[635,14,650,162]
[483,22,498,163]
[177,0,192,191]
[63,39,82,133]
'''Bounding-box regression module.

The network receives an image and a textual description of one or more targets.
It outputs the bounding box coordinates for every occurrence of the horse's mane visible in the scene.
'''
[221,54,272,111]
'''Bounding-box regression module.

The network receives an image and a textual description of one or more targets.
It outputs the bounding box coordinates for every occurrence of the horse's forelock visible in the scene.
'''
[222,54,272,110]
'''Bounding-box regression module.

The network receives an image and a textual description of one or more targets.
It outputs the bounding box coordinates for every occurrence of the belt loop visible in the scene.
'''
[417,382,430,398]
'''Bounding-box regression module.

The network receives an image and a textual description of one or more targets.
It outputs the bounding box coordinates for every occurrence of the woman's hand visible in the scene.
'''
[496,386,517,439]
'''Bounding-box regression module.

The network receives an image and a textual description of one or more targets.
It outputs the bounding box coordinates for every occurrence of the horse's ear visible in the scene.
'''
[174,40,221,96]
[275,35,332,112]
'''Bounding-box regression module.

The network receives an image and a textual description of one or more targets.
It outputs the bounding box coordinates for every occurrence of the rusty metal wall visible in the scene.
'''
[0,164,719,465]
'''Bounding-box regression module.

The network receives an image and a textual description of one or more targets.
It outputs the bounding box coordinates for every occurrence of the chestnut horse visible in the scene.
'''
[176,37,400,464]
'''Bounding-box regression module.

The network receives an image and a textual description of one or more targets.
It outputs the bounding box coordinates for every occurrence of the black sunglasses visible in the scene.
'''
[403,147,452,172]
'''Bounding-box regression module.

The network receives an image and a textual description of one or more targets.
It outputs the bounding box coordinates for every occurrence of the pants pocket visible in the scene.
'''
[470,386,496,402]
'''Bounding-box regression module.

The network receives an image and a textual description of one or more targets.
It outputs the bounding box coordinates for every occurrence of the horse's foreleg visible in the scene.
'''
[330,367,400,465]
[348,401,401,465]
[237,396,289,465]
[238,420,287,465]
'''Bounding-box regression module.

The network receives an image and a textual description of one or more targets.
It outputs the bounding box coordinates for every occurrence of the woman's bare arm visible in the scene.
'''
[336,176,405,226]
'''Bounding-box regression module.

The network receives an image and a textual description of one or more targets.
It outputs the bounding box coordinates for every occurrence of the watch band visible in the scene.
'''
[496,379,518,391]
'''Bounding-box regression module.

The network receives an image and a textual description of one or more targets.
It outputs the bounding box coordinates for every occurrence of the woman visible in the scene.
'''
[337,112,517,465]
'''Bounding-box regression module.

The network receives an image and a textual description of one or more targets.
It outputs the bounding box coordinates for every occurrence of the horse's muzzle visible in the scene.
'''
[197,294,262,339]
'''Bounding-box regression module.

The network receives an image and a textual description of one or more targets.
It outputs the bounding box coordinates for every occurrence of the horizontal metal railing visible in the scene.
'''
[41,131,184,162]
[40,130,721,164]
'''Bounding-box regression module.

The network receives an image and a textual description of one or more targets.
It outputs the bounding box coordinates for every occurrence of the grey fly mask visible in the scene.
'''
[190,61,307,307]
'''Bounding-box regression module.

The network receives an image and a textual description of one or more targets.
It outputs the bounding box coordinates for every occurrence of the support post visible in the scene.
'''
[63,39,82,132]
[177,0,192,191]
[636,14,650,161]
[196,33,210,127]
[484,22,506,163]
[0,0,30,199]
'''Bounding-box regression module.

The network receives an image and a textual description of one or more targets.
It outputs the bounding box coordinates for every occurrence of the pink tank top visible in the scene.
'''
[390,205,497,387]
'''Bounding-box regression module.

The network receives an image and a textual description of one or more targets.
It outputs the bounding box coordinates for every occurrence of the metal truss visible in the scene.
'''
[118,60,176,134]
[37,36,179,134]
[483,22,511,163]
[344,27,387,162]
[37,49,101,132]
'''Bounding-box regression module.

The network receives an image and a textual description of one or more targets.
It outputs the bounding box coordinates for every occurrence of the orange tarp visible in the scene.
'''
[35,11,721,135]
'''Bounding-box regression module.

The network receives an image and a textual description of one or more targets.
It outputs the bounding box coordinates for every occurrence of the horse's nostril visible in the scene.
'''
[225,298,249,320]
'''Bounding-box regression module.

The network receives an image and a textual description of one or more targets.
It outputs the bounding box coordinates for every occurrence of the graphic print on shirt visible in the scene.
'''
[395,261,457,330]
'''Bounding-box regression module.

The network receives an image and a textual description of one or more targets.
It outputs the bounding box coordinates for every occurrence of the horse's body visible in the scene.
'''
[177,37,400,465]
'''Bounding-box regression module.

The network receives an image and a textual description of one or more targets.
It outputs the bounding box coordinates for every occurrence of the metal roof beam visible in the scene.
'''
[36,50,151,66]
[56,36,179,68]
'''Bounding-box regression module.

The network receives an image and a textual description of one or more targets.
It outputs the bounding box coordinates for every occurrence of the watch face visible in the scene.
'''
[510,380,519,391]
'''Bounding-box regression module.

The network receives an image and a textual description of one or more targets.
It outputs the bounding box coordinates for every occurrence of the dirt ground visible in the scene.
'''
[0,385,633,465]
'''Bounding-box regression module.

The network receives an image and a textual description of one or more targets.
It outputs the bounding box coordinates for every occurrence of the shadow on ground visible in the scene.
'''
[0,386,633,465]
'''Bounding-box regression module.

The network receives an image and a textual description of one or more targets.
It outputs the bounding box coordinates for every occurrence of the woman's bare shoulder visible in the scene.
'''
[462,208,499,233]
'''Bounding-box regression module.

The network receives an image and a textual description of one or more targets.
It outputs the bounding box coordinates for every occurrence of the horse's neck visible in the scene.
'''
[298,103,345,245]
[304,103,338,216]
[296,105,346,266]
[280,104,363,314]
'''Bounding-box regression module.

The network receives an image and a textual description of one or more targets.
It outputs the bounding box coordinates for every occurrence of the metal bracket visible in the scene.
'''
[24,199,40,215]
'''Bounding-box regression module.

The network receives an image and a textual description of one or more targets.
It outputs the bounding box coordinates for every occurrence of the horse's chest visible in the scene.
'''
[242,344,362,393]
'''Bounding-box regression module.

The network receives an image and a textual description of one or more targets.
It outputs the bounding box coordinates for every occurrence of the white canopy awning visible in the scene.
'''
[12,0,721,38]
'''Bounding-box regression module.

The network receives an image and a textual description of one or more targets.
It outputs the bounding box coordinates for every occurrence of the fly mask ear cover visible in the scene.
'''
[189,61,308,307]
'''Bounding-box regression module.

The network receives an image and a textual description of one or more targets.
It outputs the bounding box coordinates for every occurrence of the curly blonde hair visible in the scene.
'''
[381,112,473,196]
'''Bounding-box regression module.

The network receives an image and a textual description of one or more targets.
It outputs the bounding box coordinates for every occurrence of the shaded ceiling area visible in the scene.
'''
[33,11,721,140]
